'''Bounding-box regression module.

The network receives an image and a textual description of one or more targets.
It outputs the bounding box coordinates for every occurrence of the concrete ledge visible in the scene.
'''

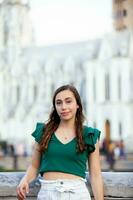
[0,172,133,199]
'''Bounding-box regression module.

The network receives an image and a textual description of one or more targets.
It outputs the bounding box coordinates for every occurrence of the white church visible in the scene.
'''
[0,0,133,153]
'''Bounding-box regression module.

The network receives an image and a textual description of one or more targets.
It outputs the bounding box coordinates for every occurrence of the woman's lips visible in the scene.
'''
[61,112,70,116]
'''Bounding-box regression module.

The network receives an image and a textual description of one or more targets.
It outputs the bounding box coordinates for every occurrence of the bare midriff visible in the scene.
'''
[43,172,82,180]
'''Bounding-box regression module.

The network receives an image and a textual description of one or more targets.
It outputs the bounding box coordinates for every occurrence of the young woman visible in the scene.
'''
[17,84,104,200]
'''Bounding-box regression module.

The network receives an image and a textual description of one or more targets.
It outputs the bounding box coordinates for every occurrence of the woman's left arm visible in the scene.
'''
[88,142,104,200]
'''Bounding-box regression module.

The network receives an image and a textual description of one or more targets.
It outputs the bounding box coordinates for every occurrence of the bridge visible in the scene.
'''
[0,172,133,200]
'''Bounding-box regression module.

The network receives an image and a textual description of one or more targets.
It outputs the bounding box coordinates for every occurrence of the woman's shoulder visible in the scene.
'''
[31,122,45,143]
[83,125,101,144]
[35,122,45,129]
[83,125,100,134]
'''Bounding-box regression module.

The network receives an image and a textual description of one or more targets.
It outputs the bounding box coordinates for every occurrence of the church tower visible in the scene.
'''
[0,0,34,49]
[0,0,34,143]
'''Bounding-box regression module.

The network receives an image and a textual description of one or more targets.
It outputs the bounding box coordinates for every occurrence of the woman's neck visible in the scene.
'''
[59,119,75,130]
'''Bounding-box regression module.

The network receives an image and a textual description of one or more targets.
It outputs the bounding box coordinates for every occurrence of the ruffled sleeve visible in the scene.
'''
[31,122,45,143]
[83,126,101,154]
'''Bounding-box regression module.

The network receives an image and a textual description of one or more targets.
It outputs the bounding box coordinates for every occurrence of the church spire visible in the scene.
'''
[0,0,33,48]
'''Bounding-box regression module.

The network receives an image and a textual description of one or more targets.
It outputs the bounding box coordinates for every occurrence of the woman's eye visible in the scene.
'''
[56,101,62,105]
[66,100,72,104]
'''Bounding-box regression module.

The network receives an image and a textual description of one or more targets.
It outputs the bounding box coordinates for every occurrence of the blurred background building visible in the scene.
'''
[113,0,133,30]
[0,0,133,155]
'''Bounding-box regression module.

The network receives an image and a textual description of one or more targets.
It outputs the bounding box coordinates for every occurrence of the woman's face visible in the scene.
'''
[55,89,79,122]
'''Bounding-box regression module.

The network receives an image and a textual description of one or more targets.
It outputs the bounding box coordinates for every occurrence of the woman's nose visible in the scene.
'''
[61,102,67,109]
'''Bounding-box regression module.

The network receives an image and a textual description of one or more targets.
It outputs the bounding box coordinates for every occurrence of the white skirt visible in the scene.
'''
[37,178,91,200]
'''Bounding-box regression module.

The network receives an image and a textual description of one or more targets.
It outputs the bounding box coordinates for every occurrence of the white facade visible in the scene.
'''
[85,30,133,151]
[0,0,133,152]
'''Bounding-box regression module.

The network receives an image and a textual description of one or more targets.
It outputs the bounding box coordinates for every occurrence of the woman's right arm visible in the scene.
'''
[17,142,41,200]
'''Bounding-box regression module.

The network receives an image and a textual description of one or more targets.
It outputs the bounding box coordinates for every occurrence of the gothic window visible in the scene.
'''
[118,122,122,138]
[105,73,110,101]
[4,25,8,46]
[93,121,96,128]
[16,85,20,104]
[51,83,55,96]
[80,79,87,113]
[123,9,127,17]
[93,76,96,101]
[118,74,121,100]
[33,85,37,101]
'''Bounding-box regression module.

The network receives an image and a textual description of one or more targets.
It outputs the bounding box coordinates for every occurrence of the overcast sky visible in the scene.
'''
[30,0,113,46]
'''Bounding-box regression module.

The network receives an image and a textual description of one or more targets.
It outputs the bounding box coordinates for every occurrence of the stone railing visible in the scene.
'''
[0,172,133,200]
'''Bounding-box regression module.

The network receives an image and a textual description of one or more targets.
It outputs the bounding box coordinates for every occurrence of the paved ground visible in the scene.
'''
[0,154,133,172]
[101,156,133,172]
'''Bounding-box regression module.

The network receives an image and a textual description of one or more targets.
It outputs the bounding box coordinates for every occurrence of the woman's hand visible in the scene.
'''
[16,142,41,199]
[16,179,29,200]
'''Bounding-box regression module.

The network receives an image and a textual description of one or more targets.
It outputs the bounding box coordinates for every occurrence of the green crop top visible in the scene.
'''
[32,122,101,179]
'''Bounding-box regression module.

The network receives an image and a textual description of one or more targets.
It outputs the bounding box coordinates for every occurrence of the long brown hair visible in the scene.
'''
[40,84,86,153]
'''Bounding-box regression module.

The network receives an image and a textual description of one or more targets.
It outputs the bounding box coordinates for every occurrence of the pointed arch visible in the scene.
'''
[105,73,110,100]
